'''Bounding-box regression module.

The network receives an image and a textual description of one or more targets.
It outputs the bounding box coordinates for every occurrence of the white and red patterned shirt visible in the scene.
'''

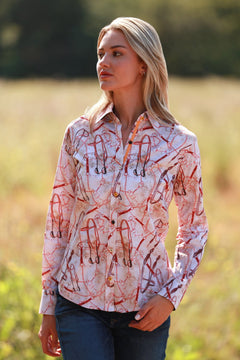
[39,104,208,315]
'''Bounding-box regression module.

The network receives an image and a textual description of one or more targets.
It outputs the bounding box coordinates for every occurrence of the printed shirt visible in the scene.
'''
[39,104,208,315]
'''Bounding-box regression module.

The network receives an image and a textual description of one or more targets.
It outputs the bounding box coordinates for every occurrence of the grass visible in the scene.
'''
[0,77,239,359]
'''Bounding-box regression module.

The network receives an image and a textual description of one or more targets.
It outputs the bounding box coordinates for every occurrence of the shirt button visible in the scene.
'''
[107,276,113,282]
[113,192,119,198]
[111,220,115,225]
[128,140,133,144]
[109,248,113,254]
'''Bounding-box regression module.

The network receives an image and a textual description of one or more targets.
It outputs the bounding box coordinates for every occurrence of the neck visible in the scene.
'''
[112,89,146,130]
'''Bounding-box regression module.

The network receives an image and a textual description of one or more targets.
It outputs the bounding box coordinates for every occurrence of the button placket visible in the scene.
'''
[106,202,117,292]
[108,218,115,255]
[106,252,115,288]
[105,286,115,311]
[112,169,122,199]
[104,115,144,309]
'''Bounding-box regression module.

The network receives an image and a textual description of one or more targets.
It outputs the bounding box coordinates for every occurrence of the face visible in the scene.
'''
[97,29,145,94]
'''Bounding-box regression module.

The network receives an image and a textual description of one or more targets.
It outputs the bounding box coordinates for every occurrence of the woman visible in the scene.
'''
[38,17,208,360]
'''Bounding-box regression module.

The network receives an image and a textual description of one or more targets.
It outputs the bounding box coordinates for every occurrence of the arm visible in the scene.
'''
[39,125,77,315]
[130,135,208,331]
[158,135,208,309]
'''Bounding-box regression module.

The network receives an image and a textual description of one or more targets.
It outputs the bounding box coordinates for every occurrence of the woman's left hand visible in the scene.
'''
[129,295,174,332]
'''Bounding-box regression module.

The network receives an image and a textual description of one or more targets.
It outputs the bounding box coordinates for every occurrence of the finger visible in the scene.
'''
[51,332,61,352]
[134,302,151,321]
[130,317,160,332]
[129,322,151,331]
[40,333,61,357]
[48,336,62,356]
[129,316,151,331]
[49,339,61,354]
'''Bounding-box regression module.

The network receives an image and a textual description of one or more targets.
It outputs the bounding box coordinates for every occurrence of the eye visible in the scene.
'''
[113,51,122,57]
[97,52,104,59]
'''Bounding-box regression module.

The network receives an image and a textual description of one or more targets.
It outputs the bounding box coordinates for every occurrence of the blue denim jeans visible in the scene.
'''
[55,291,170,360]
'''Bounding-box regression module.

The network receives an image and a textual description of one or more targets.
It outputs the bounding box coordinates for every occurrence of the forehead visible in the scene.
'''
[98,29,129,49]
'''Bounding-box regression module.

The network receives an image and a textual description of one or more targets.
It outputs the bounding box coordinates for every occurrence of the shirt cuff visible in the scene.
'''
[158,277,189,310]
[39,289,57,315]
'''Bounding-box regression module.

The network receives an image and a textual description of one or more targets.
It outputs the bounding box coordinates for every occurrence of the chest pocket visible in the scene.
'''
[73,135,116,203]
[122,134,179,207]
[73,134,110,175]
[91,134,108,175]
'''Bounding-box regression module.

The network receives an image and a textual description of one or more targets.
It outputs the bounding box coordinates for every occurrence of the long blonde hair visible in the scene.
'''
[86,17,178,126]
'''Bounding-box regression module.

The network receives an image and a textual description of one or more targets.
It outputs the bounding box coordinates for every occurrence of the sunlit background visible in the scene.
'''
[0,0,240,359]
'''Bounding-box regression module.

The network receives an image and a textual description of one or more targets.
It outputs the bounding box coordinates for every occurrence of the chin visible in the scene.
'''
[100,82,114,91]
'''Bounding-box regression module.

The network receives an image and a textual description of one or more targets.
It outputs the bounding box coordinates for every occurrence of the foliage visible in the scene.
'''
[0,262,46,360]
[0,0,96,77]
[0,78,240,359]
[0,0,240,77]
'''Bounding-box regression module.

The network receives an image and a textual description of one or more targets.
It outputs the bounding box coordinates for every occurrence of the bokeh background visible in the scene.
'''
[1,0,240,78]
[0,0,240,359]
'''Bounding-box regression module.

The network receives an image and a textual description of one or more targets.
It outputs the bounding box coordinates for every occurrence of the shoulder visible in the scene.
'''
[173,124,197,142]
[153,121,199,150]
[170,124,199,152]
[149,115,197,144]
[66,115,90,133]
[63,115,91,141]
[60,116,91,152]
[158,123,200,156]
[173,124,201,159]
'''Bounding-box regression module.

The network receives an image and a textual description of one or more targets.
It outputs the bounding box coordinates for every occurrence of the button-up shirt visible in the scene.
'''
[39,104,208,315]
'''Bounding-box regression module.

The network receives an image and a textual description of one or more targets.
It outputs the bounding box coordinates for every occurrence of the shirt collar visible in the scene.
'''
[95,103,115,124]
[94,102,174,132]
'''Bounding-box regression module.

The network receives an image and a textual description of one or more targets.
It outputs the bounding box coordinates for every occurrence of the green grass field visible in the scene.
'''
[0,77,239,359]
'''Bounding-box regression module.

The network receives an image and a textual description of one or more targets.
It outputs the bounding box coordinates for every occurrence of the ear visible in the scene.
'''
[140,61,147,76]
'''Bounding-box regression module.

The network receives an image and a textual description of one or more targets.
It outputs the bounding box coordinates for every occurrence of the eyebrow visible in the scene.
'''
[98,45,127,51]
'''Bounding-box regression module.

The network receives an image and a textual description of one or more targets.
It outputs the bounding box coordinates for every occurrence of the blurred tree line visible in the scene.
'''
[0,0,239,77]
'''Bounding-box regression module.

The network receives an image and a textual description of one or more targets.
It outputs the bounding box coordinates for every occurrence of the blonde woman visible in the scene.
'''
[39,17,208,360]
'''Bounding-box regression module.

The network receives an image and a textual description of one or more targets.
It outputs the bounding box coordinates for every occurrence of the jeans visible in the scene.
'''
[55,291,170,360]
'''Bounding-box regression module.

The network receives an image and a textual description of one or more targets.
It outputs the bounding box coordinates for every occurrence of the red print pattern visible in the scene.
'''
[39,104,208,315]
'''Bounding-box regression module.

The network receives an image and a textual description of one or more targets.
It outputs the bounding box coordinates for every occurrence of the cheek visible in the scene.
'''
[96,61,102,76]
[96,63,99,75]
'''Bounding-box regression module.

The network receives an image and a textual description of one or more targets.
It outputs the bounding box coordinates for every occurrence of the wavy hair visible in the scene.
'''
[86,17,178,126]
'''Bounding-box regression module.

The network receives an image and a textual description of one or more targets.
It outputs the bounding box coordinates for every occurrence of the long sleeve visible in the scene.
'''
[39,125,77,314]
[158,135,208,309]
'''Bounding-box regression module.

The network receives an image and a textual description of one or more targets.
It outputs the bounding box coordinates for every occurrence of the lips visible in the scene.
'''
[99,70,113,78]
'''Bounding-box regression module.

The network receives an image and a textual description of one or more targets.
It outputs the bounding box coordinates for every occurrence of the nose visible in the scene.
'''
[98,53,110,69]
